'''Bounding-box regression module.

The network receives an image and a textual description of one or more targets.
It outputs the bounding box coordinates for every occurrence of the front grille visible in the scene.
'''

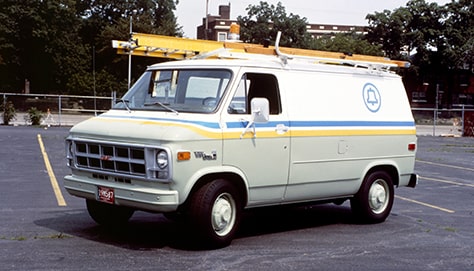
[67,139,170,182]
[75,142,146,175]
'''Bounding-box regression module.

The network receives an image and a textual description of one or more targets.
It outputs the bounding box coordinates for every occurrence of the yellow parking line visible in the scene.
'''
[37,134,67,207]
[395,195,455,213]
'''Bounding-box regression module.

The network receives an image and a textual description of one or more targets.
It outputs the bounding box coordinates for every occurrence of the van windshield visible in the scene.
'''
[114,69,232,113]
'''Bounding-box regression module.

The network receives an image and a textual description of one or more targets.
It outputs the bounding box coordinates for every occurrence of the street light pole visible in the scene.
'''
[128,15,133,90]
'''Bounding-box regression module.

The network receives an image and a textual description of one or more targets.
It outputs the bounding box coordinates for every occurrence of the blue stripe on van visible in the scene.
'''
[226,120,415,129]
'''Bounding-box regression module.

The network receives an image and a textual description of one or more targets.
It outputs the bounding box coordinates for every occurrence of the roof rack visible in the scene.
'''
[112,32,410,70]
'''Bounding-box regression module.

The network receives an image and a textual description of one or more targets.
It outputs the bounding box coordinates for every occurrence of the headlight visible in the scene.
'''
[156,151,168,169]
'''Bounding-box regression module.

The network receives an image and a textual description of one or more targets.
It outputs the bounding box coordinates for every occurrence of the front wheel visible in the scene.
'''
[187,179,242,248]
[351,171,394,224]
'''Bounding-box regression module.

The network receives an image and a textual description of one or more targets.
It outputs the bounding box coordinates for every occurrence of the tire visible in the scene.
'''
[351,171,394,224]
[86,199,134,226]
[187,179,242,248]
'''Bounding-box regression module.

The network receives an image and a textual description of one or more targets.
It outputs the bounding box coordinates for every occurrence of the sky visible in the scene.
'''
[175,0,451,38]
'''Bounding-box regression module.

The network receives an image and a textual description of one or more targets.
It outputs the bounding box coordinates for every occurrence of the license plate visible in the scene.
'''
[98,186,115,204]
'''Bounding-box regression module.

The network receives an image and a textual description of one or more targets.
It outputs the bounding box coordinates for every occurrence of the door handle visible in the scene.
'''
[275,124,289,134]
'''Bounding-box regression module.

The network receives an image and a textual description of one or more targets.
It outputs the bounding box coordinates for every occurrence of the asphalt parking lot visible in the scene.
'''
[0,125,472,270]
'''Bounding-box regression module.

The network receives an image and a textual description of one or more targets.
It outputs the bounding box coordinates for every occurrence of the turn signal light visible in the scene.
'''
[177,151,191,161]
[408,143,416,151]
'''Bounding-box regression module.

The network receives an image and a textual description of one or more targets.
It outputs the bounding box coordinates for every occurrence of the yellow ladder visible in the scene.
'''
[112,32,409,68]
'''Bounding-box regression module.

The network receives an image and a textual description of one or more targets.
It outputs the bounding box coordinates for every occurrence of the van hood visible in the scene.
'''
[68,111,222,144]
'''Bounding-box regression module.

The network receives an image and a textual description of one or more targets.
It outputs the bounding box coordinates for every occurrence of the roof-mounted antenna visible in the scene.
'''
[275,31,292,65]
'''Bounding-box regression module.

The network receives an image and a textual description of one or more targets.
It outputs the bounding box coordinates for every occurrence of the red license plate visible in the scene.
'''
[98,186,115,204]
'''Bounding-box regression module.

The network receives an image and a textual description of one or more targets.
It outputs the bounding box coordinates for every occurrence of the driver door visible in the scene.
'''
[222,72,290,206]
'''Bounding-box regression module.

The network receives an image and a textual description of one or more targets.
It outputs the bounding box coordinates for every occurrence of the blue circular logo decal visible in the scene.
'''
[362,83,381,112]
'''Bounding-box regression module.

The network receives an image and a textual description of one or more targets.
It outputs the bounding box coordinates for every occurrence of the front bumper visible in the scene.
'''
[64,175,179,213]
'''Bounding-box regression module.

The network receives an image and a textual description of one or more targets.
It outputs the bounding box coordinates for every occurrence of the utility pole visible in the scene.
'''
[205,0,209,40]
[128,14,133,90]
[93,46,97,116]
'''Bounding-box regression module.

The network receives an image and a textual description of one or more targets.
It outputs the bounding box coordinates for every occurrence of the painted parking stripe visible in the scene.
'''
[37,134,67,207]
[395,195,455,213]
[417,160,474,172]
[419,175,474,188]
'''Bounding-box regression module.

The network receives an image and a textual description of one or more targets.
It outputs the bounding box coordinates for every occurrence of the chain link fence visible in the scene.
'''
[412,107,474,137]
[1,93,113,126]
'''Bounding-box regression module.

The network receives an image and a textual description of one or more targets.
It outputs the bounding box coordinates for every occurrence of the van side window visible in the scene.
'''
[228,73,282,114]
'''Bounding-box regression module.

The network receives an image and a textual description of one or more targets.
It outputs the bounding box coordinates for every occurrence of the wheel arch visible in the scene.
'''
[363,163,400,187]
[181,167,249,209]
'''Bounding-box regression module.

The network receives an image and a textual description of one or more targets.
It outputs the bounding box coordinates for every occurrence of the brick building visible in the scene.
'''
[196,4,366,41]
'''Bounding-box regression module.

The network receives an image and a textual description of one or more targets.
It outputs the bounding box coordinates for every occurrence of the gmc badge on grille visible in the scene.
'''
[100,155,112,161]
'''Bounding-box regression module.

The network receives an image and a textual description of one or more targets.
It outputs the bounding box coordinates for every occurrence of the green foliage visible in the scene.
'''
[310,33,383,56]
[1,100,16,125]
[0,0,182,94]
[443,0,474,69]
[237,1,312,48]
[0,0,87,92]
[26,107,43,126]
[75,0,182,96]
[238,1,381,56]
[366,0,474,72]
[366,8,412,60]
[365,0,474,107]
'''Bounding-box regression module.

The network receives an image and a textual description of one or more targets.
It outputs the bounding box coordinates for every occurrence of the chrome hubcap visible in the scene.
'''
[212,193,235,236]
[368,180,388,214]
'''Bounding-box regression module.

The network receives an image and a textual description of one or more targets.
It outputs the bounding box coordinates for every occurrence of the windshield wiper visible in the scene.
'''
[116,99,131,113]
[144,101,179,115]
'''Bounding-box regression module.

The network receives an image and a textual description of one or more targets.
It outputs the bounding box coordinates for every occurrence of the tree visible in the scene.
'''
[405,0,445,70]
[366,0,474,107]
[75,0,182,96]
[365,7,413,60]
[237,1,311,48]
[443,0,474,70]
[310,33,383,56]
[0,0,182,95]
[0,0,89,93]
[366,0,448,65]
[237,1,382,56]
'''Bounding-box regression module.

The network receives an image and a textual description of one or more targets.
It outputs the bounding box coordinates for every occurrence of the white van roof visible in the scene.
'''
[148,56,401,78]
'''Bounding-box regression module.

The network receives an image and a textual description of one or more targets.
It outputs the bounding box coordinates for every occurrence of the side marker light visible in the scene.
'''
[177,151,191,161]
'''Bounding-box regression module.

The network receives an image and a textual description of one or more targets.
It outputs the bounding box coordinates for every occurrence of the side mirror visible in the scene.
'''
[250,97,270,123]
[240,98,270,139]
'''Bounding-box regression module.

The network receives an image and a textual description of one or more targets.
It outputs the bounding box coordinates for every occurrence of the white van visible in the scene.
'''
[64,50,417,248]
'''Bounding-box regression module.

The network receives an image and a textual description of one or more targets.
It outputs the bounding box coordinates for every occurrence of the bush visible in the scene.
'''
[26,107,43,126]
[1,100,16,125]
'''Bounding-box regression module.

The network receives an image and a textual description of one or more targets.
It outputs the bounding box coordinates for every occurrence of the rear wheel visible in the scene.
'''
[86,199,134,226]
[187,179,242,248]
[351,171,394,224]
